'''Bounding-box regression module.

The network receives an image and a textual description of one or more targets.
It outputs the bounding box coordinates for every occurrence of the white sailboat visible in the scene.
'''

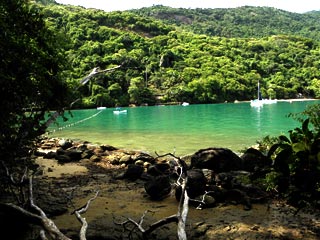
[250,81,277,107]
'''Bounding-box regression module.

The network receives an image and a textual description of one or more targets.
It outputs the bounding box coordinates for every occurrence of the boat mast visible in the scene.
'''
[258,80,262,100]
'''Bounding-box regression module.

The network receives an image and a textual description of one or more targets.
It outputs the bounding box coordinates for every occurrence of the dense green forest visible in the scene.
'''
[131,5,320,41]
[37,1,320,108]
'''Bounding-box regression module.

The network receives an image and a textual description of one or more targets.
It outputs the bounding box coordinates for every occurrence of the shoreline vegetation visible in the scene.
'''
[30,137,320,239]
[83,98,320,108]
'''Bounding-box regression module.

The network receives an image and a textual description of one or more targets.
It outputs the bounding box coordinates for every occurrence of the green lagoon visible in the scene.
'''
[48,100,319,156]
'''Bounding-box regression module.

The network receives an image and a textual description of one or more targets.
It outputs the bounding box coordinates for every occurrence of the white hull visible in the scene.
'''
[113,110,127,114]
[250,99,277,107]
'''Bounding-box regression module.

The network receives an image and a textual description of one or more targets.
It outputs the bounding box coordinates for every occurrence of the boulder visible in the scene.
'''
[123,164,144,180]
[58,139,73,150]
[147,163,171,176]
[144,175,172,200]
[119,155,132,165]
[241,148,272,172]
[187,169,207,198]
[190,148,243,172]
[133,152,155,163]
[55,154,71,163]
[100,144,118,151]
[65,150,83,161]
[175,169,207,200]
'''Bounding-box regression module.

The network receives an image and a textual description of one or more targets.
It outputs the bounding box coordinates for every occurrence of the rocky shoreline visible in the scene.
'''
[4,137,319,239]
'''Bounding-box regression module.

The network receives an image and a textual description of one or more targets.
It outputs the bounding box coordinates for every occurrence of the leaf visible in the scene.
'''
[292,142,307,153]
[302,118,310,133]
[267,143,281,158]
[279,135,290,143]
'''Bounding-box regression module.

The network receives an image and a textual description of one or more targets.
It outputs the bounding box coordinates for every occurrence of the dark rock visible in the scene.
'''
[100,144,118,151]
[147,163,171,176]
[190,147,243,172]
[65,150,83,161]
[193,194,216,208]
[44,151,56,159]
[34,151,46,157]
[58,139,73,150]
[237,184,269,203]
[187,169,207,198]
[90,155,101,162]
[224,189,252,210]
[176,169,207,201]
[206,185,225,203]
[56,147,66,155]
[119,155,132,165]
[144,175,172,200]
[215,172,235,189]
[134,152,155,163]
[81,149,94,159]
[241,148,272,172]
[56,154,71,163]
[123,164,144,180]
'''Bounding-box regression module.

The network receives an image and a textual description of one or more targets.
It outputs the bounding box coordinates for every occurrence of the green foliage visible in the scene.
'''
[37,3,320,107]
[0,0,69,167]
[288,103,320,132]
[132,5,320,41]
[252,107,320,207]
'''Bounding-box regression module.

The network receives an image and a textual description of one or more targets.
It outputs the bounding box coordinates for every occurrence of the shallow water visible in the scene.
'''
[48,100,319,156]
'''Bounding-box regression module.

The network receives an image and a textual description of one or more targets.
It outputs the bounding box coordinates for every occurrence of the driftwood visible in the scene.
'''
[116,154,190,240]
[73,190,99,240]
[1,170,99,240]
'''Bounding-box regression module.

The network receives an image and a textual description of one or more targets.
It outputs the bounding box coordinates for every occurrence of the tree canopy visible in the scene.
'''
[0,0,70,165]
[34,2,320,108]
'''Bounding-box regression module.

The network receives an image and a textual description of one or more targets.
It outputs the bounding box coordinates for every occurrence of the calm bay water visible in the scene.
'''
[48,100,319,156]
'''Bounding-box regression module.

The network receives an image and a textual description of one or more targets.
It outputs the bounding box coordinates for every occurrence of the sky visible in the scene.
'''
[55,0,320,13]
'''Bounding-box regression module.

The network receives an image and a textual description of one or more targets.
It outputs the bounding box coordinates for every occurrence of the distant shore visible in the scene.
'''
[277,98,319,102]
[234,98,319,103]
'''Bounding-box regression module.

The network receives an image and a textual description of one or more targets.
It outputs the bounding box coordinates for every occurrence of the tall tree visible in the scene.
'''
[0,0,70,167]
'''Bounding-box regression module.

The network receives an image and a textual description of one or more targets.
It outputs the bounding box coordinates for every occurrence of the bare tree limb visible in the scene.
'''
[176,172,189,240]
[144,214,178,235]
[74,190,99,240]
[28,176,71,240]
[45,64,122,128]
[116,155,190,239]
[1,171,100,240]
[79,65,122,85]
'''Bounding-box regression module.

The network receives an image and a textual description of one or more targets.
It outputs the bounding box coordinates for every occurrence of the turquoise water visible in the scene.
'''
[48,100,319,156]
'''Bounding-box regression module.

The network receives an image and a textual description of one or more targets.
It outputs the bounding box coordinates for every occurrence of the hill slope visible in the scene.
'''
[38,2,320,107]
[130,5,320,41]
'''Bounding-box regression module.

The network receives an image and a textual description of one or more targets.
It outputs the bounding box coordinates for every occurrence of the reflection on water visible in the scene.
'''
[48,101,319,155]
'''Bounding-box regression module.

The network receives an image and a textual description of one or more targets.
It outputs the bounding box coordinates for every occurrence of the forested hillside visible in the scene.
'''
[131,5,320,41]
[37,1,320,108]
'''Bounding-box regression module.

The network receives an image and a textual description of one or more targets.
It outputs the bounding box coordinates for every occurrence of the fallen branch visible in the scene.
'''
[1,171,99,240]
[28,176,72,240]
[176,175,189,240]
[116,153,190,239]
[73,190,100,240]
